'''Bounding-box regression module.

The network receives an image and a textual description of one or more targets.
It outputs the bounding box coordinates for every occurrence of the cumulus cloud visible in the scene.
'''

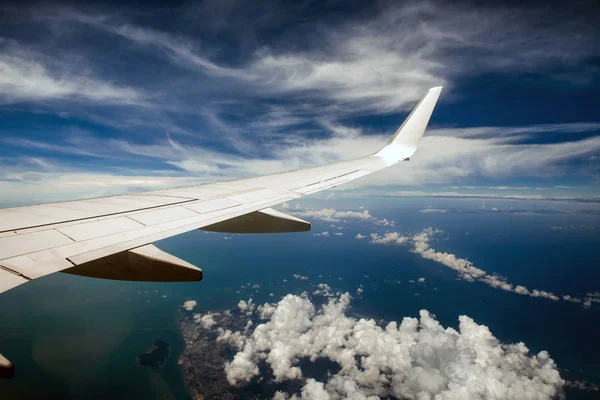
[314,231,330,237]
[237,299,255,314]
[292,207,399,228]
[312,283,334,298]
[355,233,367,239]
[369,228,592,306]
[220,293,564,399]
[369,232,409,246]
[183,300,198,311]
[293,274,309,281]
[193,312,218,329]
[292,208,373,223]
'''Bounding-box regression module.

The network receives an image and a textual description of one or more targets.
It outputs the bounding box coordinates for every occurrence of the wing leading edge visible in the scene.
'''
[0,86,443,295]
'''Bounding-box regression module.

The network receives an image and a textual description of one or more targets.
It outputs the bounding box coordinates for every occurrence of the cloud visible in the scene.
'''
[565,380,599,392]
[193,312,218,329]
[369,232,409,246]
[0,44,143,105]
[292,208,373,223]
[368,228,593,306]
[291,207,397,228]
[313,231,329,237]
[312,283,334,298]
[237,299,255,314]
[293,274,308,281]
[218,293,564,399]
[384,189,600,202]
[419,208,448,213]
[0,4,598,204]
[183,300,198,311]
[355,233,367,240]
[4,121,599,207]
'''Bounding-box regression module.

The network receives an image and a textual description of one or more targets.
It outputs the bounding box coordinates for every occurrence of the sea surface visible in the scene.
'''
[1,197,599,399]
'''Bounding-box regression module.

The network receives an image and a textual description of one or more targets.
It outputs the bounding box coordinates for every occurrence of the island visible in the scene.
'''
[138,339,171,370]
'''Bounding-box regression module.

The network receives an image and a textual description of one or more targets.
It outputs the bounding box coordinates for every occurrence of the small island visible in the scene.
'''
[138,339,171,369]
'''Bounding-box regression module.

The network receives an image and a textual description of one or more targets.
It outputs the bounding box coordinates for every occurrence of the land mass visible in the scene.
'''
[138,339,171,370]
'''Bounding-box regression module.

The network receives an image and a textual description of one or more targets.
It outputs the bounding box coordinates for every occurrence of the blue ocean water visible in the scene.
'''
[0,197,599,399]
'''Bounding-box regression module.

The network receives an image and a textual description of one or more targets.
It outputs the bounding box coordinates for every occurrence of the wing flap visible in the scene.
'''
[201,207,310,233]
[63,244,202,282]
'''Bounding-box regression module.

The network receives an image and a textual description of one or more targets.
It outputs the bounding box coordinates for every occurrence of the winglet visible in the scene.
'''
[376,86,443,162]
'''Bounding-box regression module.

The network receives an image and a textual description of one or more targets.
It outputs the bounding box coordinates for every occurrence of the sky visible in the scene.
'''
[0,0,599,206]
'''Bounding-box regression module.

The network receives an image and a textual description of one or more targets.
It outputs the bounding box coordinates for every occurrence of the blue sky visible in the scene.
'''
[0,0,599,206]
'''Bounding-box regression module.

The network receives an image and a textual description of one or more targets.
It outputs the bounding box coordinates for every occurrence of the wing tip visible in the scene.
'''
[375,86,443,162]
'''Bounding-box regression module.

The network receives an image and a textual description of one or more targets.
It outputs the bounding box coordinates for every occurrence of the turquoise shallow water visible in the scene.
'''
[1,197,599,399]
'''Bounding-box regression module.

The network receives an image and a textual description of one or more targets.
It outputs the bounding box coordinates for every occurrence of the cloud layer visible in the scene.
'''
[205,293,565,399]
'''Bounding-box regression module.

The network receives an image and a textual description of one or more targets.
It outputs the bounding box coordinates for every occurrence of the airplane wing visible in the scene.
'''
[0,87,443,295]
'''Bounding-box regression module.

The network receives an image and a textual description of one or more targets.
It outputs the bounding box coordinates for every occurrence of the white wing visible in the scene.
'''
[0,87,443,294]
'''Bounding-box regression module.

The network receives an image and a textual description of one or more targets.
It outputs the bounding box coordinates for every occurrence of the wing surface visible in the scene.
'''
[0,87,442,294]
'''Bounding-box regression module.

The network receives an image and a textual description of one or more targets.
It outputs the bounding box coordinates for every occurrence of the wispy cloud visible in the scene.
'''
[0,2,598,203]
[0,43,144,105]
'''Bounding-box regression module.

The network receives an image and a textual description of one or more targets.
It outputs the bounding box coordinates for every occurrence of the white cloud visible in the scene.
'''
[183,300,197,311]
[293,274,309,281]
[373,218,395,227]
[217,329,246,350]
[220,293,564,399]
[237,299,255,314]
[369,232,409,246]
[193,312,218,329]
[565,380,599,392]
[355,234,367,240]
[419,208,448,213]
[369,228,592,306]
[0,5,598,205]
[292,208,373,223]
[312,283,334,298]
[0,45,143,105]
[314,231,330,237]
